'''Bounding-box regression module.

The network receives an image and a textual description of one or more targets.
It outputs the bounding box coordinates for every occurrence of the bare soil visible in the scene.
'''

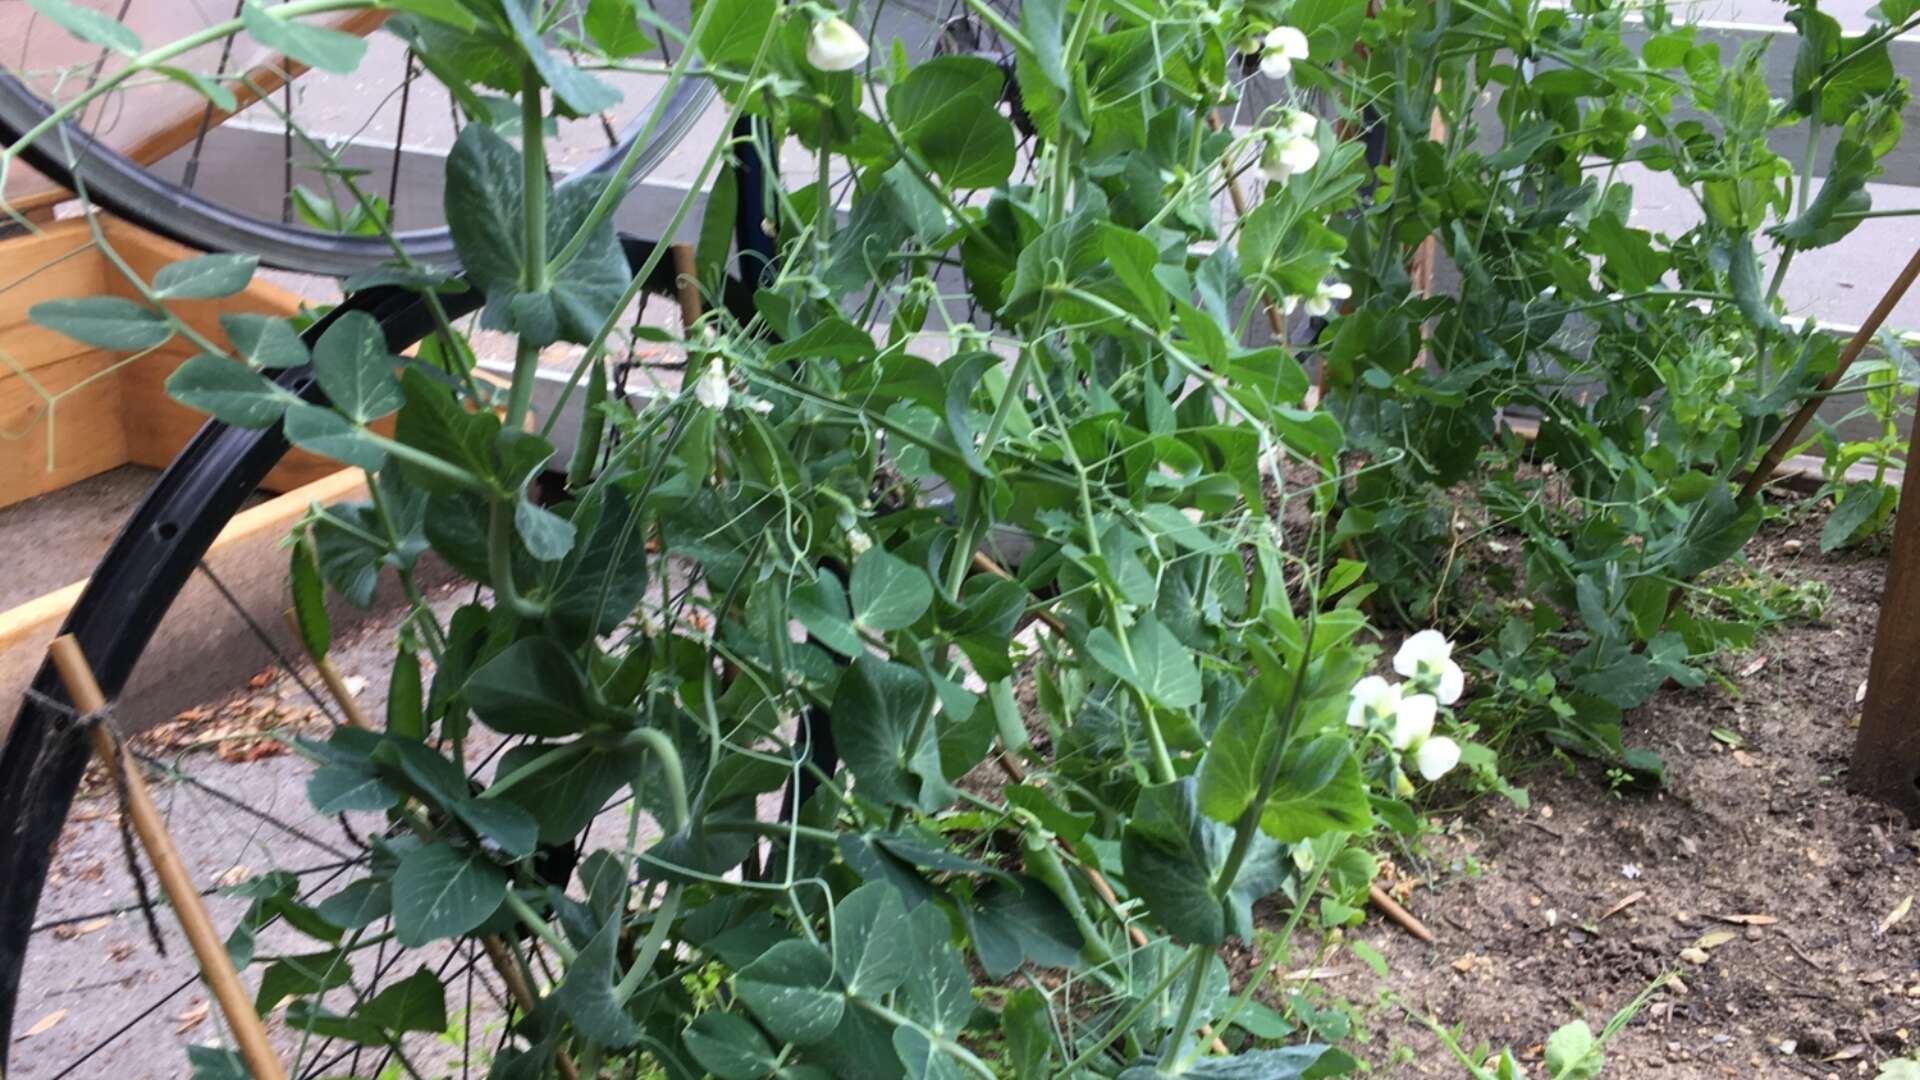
[1331,512,1920,1077]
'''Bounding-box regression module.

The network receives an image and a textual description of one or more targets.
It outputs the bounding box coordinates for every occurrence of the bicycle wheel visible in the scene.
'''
[0,231,756,1076]
[0,5,715,275]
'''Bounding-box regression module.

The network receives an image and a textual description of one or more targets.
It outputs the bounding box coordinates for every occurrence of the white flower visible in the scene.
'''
[1394,628,1465,704]
[692,358,730,410]
[1259,112,1320,183]
[1413,736,1461,780]
[846,528,873,555]
[1303,280,1351,317]
[1347,675,1396,727]
[1390,693,1437,750]
[806,14,869,72]
[1259,26,1309,80]
[1631,123,1648,141]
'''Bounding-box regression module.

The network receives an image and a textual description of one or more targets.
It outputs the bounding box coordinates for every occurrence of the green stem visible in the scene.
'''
[504,65,550,432]
[502,888,577,964]
[1052,947,1202,1077]
[487,498,545,619]
[623,727,690,833]
[614,886,681,1001]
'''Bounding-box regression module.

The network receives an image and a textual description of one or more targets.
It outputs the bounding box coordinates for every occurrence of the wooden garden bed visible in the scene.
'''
[0,218,368,735]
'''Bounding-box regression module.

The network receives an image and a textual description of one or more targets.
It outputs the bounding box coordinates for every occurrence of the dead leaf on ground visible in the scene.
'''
[1602,890,1647,920]
[1452,955,1476,973]
[15,1009,66,1041]
[1879,894,1912,935]
[1694,930,1738,949]
[1711,913,1778,926]
[1738,655,1769,678]
[174,1002,209,1034]
[214,865,252,888]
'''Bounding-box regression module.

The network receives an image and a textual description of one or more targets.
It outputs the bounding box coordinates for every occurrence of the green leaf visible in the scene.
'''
[1259,735,1372,842]
[1195,665,1289,825]
[152,253,257,300]
[850,547,934,631]
[832,656,947,810]
[1544,1020,1604,1080]
[963,875,1085,978]
[912,98,1016,189]
[1821,480,1886,551]
[353,966,447,1033]
[1086,616,1201,709]
[387,646,424,739]
[30,297,171,351]
[256,949,352,1012]
[464,638,601,737]
[308,763,398,814]
[390,843,507,946]
[1001,988,1052,1080]
[684,1012,781,1080]
[241,1,368,74]
[1663,488,1763,579]
[394,368,500,493]
[695,0,776,69]
[552,915,645,1046]
[283,403,387,470]
[1119,1046,1330,1079]
[290,532,330,658]
[315,878,391,930]
[833,883,911,998]
[28,0,141,53]
[516,495,577,562]
[492,742,639,844]
[220,313,309,368]
[584,0,654,57]
[311,311,404,423]
[734,939,845,1046]
[151,66,238,111]
[900,901,973,1037]
[1121,779,1227,945]
[165,354,292,429]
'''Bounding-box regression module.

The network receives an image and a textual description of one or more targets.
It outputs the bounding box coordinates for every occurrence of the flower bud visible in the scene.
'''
[807,15,869,73]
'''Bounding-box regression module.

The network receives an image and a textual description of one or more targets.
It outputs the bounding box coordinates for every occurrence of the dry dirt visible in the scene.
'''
[1322,512,1920,1078]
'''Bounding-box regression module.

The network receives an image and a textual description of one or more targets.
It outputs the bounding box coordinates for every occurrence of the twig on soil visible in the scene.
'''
[1368,883,1435,943]
[1601,890,1647,921]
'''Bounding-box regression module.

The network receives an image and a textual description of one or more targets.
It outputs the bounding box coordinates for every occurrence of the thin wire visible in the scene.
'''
[182,0,248,191]
[388,51,417,216]
[192,558,341,724]
[131,750,350,859]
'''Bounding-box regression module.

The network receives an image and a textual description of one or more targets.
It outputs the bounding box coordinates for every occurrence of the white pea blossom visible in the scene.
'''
[1259,26,1309,80]
[1303,280,1351,317]
[1631,123,1649,141]
[692,358,730,410]
[1259,111,1321,183]
[1390,693,1438,750]
[1414,736,1461,780]
[806,14,869,72]
[846,528,873,555]
[1278,294,1301,316]
[1393,628,1465,705]
[1347,675,1397,727]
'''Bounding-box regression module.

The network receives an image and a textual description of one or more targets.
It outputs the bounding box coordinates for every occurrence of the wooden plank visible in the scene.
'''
[0,470,371,740]
[0,221,107,376]
[0,349,128,509]
[1852,418,1920,823]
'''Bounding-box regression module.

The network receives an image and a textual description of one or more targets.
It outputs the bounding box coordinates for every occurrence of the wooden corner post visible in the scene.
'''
[46,636,288,1080]
[1853,419,1920,823]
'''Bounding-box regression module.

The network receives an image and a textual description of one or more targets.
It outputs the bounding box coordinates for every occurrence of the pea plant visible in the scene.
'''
[1306,0,1915,774]
[13,0,1498,1075]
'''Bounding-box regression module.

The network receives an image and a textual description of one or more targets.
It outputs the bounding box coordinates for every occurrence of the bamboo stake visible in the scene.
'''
[671,242,703,328]
[1367,883,1434,943]
[282,609,371,729]
[47,636,288,1080]
[1742,243,1920,501]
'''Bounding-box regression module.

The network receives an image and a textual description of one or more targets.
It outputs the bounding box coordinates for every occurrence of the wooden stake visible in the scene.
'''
[1742,243,1920,501]
[479,936,582,1080]
[670,243,703,329]
[1851,412,1920,822]
[47,636,288,1080]
[282,609,371,729]
[1367,883,1435,943]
